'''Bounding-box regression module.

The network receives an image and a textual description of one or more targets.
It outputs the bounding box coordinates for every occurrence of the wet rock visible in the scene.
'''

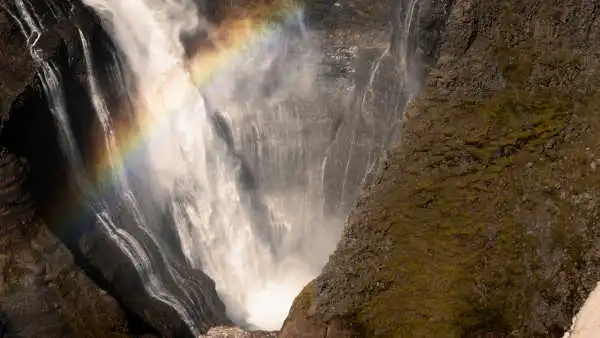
[0,0,228,336]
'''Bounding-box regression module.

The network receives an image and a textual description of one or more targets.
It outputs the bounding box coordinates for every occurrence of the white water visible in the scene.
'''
[79,0,340,330]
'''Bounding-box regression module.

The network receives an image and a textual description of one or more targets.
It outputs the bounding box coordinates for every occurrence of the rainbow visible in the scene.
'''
[88,0,304,188]
[51,0,306,239]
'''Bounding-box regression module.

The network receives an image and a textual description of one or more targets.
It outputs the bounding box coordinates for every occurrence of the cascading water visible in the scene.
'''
[6,0,423,333]
[7,0,343,330]
[75,0,344,329]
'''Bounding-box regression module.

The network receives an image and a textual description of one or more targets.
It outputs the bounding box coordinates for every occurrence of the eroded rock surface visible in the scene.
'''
[0,2,140,336]
[0,149,135,337]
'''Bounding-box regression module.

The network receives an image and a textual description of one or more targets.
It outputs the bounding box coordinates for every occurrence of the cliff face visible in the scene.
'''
[282,0,600,336]
[0,2,140,336]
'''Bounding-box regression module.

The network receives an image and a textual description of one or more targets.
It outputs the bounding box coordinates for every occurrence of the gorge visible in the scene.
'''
[1,0,422,336]
[2,0,600,337]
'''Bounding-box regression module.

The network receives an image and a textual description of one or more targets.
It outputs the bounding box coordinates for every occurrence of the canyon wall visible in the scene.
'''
[3,0,600,336]
[0,1,229,336]
[0,2,142,336]
[281,0,600,336]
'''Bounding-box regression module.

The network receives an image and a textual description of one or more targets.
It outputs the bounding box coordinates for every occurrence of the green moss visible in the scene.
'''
[288,279,317,317]
[470,87,572,166]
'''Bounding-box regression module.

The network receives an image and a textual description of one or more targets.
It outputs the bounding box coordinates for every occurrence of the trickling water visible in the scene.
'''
[6,0,424,332]
[5,0,81,178]
[6,1,206,334]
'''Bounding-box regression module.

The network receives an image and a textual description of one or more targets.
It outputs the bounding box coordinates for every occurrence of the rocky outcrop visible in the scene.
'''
[282,0,600,336]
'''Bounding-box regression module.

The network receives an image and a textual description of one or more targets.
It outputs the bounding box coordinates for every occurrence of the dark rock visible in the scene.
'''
[0,0,229,336]
[0,149,132,337]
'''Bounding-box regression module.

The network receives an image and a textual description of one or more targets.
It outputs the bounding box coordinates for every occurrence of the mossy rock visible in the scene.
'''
[282,0,600,336]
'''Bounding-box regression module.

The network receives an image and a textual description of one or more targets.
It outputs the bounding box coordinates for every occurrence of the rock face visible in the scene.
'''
[0,2,139,336]
[0,150,135,337]
[316,0,452,216]
[282,0,600,336]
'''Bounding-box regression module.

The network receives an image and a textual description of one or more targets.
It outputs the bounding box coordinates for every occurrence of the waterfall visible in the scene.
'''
[6,0,424,332]
[5,0,340,330]
[6,0,206,334]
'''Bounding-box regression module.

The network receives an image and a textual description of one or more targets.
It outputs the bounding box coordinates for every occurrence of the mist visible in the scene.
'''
[80,0,345,330]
